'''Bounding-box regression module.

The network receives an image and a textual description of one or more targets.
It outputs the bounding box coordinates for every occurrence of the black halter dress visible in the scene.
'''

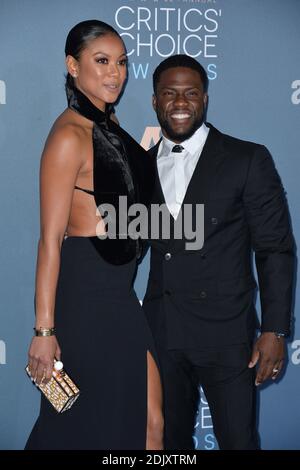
[25,87,157,450]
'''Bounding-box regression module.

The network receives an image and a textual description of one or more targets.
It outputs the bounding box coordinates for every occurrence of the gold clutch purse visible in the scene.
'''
[26,360,80,413]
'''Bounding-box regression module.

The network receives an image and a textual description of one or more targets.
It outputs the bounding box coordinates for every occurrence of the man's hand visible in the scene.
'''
[248,332,285,386]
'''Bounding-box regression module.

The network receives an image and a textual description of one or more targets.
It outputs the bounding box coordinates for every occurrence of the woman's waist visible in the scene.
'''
[59,236,137,283]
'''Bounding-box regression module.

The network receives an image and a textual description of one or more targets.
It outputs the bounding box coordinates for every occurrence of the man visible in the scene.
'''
[143,54,295,450]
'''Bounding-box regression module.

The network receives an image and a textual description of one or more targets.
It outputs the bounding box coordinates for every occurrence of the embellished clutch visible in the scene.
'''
[26,360,80,413]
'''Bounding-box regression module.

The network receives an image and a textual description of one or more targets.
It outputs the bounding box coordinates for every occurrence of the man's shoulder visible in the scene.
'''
[209,123,264,154]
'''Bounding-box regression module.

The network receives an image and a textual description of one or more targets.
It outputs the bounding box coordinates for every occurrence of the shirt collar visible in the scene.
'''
[159,123,209,158]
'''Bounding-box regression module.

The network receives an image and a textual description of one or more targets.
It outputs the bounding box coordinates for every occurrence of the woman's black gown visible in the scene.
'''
[25,87,157,450]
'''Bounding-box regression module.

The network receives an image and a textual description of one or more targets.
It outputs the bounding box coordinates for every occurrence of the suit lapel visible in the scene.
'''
[171,124,227,252]
[182,123,225,205]
[149,139,166,207]
[148,125,227,252]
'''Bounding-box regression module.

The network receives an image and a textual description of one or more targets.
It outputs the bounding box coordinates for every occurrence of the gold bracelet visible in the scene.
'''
[34,327,55,337]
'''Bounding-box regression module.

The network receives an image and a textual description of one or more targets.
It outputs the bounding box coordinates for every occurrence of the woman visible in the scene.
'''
[25,20,163,450]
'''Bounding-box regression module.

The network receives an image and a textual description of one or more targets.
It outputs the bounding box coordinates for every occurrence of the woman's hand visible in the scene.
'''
[28,336,61,385]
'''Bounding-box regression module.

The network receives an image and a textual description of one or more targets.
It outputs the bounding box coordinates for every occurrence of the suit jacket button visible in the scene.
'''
[165,253,172,261]
[211,217,218,225]
[200,291,207,299]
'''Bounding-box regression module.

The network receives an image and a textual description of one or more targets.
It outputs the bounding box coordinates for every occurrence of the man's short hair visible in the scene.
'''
[153,54,208,94]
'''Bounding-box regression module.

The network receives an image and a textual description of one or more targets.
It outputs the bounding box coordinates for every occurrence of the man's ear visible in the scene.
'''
[203,93,208,108]
[65,55,79,78]
[152,94,157,112]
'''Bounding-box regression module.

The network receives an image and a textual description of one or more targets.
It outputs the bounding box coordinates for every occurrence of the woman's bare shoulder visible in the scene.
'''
[50,108,91,141]
[42,109,91,163]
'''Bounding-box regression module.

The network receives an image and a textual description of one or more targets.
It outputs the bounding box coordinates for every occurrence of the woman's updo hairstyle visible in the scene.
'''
[65,20,123,92]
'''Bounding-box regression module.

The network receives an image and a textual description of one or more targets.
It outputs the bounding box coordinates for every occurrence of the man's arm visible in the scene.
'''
[243,144,295,384]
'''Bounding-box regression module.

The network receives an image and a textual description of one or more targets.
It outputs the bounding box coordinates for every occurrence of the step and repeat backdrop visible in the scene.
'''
[0,0,299,450]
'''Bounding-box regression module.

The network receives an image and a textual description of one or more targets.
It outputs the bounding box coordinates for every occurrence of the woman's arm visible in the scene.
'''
[28,124,83,385]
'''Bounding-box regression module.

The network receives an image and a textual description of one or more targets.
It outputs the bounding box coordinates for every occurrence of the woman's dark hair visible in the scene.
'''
[65,19,123,91]
[153,54,208,94]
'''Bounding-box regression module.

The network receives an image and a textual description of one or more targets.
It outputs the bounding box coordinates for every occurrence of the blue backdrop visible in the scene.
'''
[0,0,299,450]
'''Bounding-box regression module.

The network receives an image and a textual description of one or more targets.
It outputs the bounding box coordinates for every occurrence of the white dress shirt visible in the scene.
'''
[157,123,210,219]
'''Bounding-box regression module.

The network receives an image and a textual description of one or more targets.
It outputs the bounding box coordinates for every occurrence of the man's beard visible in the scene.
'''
[157,112,204,143]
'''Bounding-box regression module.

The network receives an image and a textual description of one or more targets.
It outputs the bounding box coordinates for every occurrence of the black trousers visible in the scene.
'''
[156,342,260,450]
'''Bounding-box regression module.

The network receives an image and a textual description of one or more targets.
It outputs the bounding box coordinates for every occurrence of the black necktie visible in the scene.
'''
[171,144,184,153]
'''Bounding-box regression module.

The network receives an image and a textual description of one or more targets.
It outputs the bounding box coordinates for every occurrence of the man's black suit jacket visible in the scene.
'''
[143,123,295,349]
